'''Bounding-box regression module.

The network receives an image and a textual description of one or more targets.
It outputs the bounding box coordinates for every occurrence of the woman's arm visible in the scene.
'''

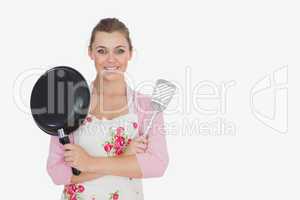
[70,172,104,184]
[64,136,148,178]
[86,135,149,178]
[63,150,144,179]
[133,92,170,178]
[47,136,103,185]
[47,136,73,185]
[135,111,169,178]
[87,111,169,178]
[87,155,143,178]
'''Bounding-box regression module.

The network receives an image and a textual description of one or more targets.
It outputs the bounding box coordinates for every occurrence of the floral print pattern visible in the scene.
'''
[102,126,133,156]
[132,122,138,129]
[63,184,85,200]
[80,116,93,127]
[109,191,120,200]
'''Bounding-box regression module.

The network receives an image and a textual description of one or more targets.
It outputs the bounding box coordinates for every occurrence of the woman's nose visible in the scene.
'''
[107,53,116,63]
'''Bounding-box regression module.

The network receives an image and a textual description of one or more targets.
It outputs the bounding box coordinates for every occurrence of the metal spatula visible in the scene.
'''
[143,79,177,136]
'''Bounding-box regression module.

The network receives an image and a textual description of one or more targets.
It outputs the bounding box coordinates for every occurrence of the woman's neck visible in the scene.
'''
[93,74,126,97]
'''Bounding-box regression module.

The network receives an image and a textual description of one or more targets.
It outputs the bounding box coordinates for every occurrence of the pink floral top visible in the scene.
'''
[46,89,169,185]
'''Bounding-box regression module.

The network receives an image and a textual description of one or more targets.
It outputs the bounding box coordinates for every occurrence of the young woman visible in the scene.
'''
[46,18,169,200]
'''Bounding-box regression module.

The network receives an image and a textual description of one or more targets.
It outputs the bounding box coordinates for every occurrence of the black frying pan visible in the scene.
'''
[30,66,90,176]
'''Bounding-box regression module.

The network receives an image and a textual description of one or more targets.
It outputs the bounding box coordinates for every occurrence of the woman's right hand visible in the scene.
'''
[123,135,148,155]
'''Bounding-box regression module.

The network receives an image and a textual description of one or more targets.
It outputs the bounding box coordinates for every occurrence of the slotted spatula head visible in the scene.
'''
[151,79,177,112]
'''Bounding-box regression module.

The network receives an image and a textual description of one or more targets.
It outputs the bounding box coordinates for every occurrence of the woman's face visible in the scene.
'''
[88,31,132,81]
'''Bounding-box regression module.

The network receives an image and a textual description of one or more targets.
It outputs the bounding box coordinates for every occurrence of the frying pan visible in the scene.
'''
[30,66,90,176]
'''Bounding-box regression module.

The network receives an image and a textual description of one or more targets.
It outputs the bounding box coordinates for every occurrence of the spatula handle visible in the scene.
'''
[143,111,159,136]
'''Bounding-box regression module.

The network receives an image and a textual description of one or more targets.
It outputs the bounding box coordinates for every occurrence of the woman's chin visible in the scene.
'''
[102,72,123,81]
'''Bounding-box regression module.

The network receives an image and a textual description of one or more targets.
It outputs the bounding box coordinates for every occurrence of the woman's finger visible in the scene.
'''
[135,147,146,153]
[64,157,74,162]
[134,136,148,144]
[134,135,146,141]
[63,151,73,157]
[64,144,75,151]
[131,140,147,148]
[139,138,148,145]
[65,161,74,167]
[135,143,147,150]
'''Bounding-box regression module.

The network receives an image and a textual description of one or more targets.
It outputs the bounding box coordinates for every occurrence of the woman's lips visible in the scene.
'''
[103,66,120,71]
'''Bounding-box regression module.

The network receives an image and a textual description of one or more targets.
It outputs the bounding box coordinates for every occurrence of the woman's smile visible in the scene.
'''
[103,66,120,71]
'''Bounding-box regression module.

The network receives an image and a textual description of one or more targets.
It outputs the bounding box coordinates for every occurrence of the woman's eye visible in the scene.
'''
[116,49,125,54]
[97,49,106,54]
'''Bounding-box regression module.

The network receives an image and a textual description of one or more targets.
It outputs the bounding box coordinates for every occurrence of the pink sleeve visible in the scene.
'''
[46,135,73,185]
[135,93,169,178]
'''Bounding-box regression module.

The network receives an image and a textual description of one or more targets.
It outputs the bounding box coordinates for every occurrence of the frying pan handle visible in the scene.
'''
[58,129,81,176]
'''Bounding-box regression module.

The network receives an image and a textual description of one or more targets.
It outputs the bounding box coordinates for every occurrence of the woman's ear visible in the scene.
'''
[88,48,94,60]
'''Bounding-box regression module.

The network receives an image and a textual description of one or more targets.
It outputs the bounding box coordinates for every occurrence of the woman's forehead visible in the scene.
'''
[93,31,128,48]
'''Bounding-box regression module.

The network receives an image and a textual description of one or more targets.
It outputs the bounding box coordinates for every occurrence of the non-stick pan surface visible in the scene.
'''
[30,66,90,136]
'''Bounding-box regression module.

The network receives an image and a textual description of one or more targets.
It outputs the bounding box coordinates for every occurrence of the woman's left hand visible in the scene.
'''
[123,135,149,155]
[63,144,94,172]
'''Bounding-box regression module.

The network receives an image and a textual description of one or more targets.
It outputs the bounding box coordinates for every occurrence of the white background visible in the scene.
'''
[1,0,300,199]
